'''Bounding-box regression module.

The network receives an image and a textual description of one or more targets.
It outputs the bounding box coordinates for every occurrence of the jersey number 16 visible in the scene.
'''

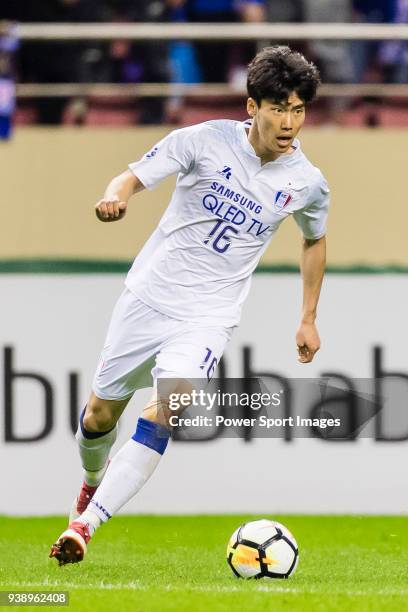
[204,220,239,253]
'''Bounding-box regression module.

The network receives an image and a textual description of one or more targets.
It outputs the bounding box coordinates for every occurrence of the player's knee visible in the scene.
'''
[142,382,192,428]
[84,400,117,432]
[142,403,169,428]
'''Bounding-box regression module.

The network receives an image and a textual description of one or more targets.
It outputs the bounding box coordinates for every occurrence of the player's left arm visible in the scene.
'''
[296,235,326,363]
[293,172,330,363]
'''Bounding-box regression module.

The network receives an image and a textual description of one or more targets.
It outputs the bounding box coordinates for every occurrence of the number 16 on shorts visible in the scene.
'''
[200,348,218,380]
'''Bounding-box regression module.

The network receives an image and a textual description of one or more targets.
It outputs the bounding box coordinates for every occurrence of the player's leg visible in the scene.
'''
[49,390,172,566]
[50,309,231,564]
[49,394,134,565]
[78,382,188,530]
[49,289,163,564]
[69,288,159,516]
[77,327,231,540]
[69,392,131,522]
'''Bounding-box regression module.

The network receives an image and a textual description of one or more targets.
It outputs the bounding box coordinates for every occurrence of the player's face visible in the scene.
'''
[247,92,306,158]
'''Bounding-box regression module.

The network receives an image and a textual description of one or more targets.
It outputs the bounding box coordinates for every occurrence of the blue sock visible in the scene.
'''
[132,417,170,455]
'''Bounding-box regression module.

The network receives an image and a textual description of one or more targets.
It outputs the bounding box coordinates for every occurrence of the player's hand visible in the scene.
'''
[95,197,127,222]
[296,322,320,363]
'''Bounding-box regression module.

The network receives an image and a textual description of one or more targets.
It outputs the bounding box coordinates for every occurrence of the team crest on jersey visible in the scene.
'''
[274,190,292,210]
[217,165,232,180]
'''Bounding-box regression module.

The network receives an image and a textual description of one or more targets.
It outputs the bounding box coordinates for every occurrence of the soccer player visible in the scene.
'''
[49,45,329,565]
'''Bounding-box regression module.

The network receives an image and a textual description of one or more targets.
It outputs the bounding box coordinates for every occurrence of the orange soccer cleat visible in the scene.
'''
[49,520,92,566]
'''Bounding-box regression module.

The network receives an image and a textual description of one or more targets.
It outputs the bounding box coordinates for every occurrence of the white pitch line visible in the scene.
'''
[4,581,408,597]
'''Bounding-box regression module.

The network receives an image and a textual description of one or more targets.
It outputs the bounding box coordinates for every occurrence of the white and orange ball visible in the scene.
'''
[227,519,298,579]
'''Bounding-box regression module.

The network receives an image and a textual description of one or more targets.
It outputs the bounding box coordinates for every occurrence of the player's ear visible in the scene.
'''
[247,97,258,118]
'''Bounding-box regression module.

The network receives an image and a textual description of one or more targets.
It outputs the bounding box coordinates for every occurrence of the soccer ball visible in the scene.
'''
[226,519,298,579]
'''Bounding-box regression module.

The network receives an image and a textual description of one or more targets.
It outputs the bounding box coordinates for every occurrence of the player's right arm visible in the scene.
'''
[95,170,145,222]
[96,125,198,222]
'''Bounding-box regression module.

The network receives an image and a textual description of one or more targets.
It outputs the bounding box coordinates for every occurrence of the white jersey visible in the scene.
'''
[127,119,330,327]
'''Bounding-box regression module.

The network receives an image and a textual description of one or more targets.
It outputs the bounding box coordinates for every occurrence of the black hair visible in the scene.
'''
[247,45,321,105]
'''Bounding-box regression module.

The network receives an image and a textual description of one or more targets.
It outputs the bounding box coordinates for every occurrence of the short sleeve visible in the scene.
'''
[128,125,197,190]
[293,174,330,240]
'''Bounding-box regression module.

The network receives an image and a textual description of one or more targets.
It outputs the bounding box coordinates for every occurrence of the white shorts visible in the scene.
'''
[92,288,233,400]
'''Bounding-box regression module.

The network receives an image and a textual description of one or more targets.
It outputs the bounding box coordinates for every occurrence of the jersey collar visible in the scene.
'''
[238,119,301,166]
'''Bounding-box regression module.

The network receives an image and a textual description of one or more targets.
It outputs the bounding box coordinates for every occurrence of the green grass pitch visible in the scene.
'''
[1,515,407,611]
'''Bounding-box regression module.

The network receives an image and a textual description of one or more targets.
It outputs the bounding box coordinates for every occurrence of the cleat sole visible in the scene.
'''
[49,529,87,566]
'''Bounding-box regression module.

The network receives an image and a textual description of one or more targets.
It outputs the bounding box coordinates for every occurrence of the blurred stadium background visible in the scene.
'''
[1,1,408,519]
